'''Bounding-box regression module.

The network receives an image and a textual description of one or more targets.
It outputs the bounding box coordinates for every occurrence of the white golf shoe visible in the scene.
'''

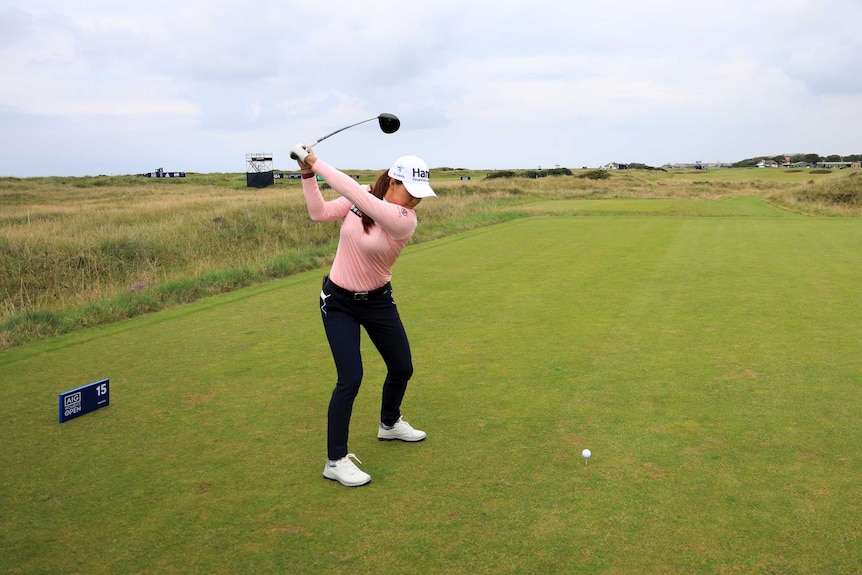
[377,416,427,442]
[323,454,371,487]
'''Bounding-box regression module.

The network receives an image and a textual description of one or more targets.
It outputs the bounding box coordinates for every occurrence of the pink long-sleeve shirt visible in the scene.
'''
[302,159,418,292]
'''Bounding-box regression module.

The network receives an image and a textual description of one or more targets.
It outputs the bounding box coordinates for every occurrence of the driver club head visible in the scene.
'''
[377,113,400,134]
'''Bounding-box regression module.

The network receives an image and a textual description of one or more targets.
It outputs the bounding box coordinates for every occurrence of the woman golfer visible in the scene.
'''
[290,144,436,487]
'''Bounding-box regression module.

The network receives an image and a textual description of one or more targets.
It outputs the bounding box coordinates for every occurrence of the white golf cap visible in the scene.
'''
[388,155,437,198]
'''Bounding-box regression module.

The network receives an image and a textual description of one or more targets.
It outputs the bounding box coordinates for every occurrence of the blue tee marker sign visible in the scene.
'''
[59,378,110,423]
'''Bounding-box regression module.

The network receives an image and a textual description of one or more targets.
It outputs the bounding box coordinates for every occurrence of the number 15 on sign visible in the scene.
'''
[59,378,110,423]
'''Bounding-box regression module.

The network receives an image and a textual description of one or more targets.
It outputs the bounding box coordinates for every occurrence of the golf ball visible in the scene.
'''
[582,449,592,459]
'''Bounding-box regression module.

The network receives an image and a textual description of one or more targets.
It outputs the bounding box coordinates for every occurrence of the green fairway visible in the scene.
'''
[2,197,861,574]
[517,195,796,217]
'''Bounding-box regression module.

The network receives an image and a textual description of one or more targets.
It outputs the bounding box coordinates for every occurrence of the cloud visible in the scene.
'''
[1,0,861,176]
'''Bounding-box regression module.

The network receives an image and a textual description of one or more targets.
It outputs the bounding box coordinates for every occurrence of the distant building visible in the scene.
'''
[143,168,186,178]
[817,161,858,169]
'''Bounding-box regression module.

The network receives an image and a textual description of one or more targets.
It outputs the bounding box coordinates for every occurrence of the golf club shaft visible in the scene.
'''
[307,116,379,148]
[289,117,378,160]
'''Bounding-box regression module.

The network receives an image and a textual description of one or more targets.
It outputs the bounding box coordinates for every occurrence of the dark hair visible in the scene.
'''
[362,170,395,233]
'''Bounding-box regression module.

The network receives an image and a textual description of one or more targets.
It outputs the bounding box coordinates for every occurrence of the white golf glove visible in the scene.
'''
[290,144,310,162]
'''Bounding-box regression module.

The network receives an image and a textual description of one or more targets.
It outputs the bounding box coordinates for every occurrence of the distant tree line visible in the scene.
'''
[485,168,573,179]
[626,163,667,171]
[732,153,862,168]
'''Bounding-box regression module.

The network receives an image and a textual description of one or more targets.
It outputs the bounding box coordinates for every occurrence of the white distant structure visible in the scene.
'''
[144,167,186,178]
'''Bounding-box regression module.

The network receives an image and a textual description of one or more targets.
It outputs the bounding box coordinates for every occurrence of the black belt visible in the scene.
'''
[325,276,391,301]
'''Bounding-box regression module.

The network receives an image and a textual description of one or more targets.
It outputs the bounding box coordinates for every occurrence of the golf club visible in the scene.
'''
[290,113,400,159]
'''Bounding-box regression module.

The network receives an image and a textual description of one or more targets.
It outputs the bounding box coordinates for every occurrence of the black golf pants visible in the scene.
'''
[320,276,414,461]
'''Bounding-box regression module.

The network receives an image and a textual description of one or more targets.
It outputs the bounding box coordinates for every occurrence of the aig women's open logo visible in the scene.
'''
[59,379,109,423]
[63,392,83,418]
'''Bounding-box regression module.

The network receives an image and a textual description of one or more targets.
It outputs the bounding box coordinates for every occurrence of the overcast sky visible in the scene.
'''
[1,0,861,177]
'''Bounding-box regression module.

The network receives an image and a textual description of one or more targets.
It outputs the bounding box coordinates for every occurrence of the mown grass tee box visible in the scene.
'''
[2,194,860,574]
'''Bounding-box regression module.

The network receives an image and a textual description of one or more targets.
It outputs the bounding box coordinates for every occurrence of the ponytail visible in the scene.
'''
[362,170,392,233]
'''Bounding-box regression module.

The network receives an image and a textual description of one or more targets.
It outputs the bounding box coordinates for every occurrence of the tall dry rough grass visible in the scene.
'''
[769,172,862,215]
[0,180,330,315]
[0,173,532,347]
